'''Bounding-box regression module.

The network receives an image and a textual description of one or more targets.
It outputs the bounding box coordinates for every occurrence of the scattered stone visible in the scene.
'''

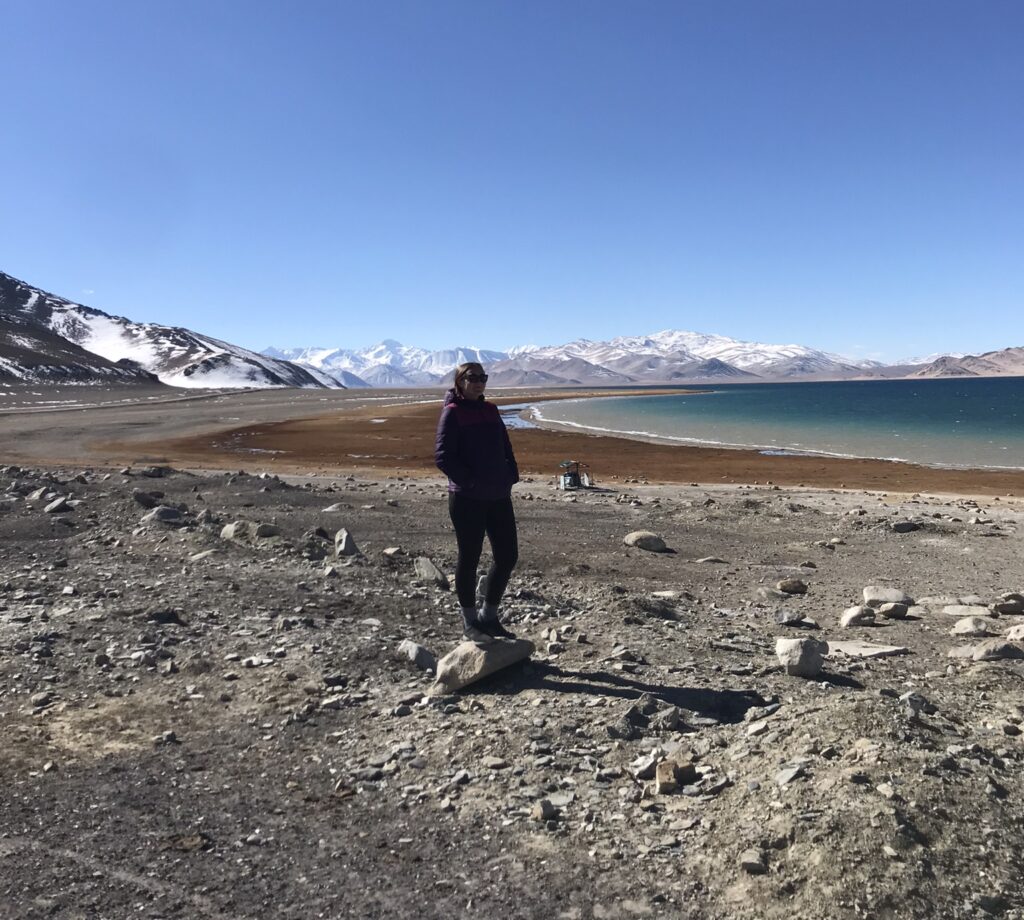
[532,799,557,822]
[397,639,437,672]
[335,528,360,557]
[877,602,909,620]
[220,521,252,541]
[950,617,996,638]
[863,586,913,607]
[623,531,668,553]
[840,605,876,627]
[775,637,826,677]
[142,506,183,525]
[774,608,807,626]
[413,557,448,589]
[973,640,1024,662]
[739,849,768,875]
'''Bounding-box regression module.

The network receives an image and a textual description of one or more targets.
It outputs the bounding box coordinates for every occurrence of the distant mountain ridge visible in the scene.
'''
[0,270,332,388]
[2,268,1021,390]
[267,330,881,388]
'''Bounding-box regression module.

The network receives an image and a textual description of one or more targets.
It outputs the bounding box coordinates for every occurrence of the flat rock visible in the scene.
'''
[431,638,535,692]
[943,605,993,618]
[624,531,667,553]
[827,640,910,659]
[775,637,827,677]
[43,497,70,514]
[891,520,920,533]
[877,602,909,620]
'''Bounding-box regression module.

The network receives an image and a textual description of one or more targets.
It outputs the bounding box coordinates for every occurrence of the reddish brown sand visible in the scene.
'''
[145,392,1024,498]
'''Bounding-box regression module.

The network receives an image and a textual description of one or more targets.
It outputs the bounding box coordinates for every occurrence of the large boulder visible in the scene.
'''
[432,638,535,692]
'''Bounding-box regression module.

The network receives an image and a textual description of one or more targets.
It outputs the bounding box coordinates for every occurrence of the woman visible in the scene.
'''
[434,362,520,643]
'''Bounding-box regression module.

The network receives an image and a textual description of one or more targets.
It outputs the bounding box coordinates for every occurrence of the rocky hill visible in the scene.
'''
[0,271,335,389]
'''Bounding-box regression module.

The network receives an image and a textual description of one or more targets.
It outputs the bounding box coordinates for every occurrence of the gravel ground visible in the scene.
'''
[2,461,1024,919]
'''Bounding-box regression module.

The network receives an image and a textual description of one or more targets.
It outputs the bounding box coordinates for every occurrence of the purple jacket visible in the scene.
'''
[435,389,519,500]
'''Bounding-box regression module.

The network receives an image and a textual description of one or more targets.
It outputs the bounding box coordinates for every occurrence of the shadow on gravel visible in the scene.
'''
[465,661,772,724]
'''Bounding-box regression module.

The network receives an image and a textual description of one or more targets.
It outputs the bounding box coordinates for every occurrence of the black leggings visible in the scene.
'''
[448,493,518,610]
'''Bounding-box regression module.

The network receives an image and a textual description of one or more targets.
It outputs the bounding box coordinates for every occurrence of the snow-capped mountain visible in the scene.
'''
[269,329,870,387]
[266,342,508,388]
[0,271,332,389]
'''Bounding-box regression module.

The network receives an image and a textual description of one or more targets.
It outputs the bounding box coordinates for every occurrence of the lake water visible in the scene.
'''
[530,377,1024,470]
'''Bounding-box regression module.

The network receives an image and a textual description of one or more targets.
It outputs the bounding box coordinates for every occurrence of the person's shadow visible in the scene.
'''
[462,660,781,724]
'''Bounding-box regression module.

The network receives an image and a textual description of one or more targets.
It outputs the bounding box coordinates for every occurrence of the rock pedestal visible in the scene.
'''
[431,638,535,693]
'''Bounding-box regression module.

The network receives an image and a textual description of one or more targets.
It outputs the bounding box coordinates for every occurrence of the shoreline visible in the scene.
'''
[135,388,1024,499]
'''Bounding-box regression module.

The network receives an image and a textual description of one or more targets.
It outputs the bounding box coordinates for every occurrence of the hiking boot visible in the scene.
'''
[480,618,517,640]
[463,623,495,645]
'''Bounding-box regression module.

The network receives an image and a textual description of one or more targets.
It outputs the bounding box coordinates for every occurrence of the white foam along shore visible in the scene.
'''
[518,393,1024,473]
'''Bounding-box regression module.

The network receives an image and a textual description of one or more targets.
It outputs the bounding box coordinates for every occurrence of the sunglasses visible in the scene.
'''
[462,373,488,383]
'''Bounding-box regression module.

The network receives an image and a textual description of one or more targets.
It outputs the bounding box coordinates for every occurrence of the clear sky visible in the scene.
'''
[2,0,1021,361]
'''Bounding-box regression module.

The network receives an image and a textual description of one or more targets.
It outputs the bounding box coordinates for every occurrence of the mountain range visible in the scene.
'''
[2,269,1023,389]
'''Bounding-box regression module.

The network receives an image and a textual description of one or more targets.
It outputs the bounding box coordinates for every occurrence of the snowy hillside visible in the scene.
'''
[1,271,330,389]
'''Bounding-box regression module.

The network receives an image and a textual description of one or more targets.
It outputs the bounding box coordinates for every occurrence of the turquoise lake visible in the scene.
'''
[530,377,1024,470]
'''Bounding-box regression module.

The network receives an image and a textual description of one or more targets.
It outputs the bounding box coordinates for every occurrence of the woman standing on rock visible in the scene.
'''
[435,362,520,643]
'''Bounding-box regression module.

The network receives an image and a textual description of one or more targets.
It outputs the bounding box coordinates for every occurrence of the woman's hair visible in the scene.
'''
[453,361,484,396]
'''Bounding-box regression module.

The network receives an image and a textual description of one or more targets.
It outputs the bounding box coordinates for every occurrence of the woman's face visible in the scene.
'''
[460,367,487,399]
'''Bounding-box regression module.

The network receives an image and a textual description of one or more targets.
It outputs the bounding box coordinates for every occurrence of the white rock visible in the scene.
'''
[1004,624,1024,641]
[775,637,827,677]
[220,521,252,541]
[950,616,996,638]
[840,605,876,628]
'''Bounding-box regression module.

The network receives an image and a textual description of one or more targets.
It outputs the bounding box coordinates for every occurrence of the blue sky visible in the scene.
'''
[2,1,1021,360]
